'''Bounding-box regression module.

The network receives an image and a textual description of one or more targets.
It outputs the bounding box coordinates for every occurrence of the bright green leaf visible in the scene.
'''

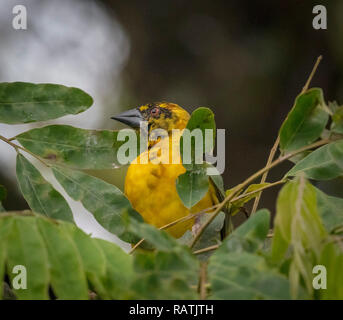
[331,105,343,134]
[0,82,93,124]
[286,140,343,180]
[279,88,328,153]
[317,242,343,299]
[16,154,74,222]
[228,183,270,216]
[271,177,327,298]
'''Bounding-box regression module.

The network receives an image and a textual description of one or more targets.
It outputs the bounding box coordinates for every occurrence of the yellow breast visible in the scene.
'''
[124,136,216,238]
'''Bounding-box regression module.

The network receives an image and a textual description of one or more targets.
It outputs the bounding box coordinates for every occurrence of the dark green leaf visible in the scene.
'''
[208,209,291,299]
[16,125,137,169]
[16,154,74,222]
[94,239,134,299]
[131,249,198,299]
[184,212,225,260]
[180,107,216,162]
[176,163,209,209]
[316,188,343,233]
[217,209,270,254]
[6,217,49,299]
[279,88,328,153]
[286,140,343,180]
[53,166,142,243]
[0,217,13,299]
[36,218,89,299]
[177,107,216,208]
[0,82,93,124]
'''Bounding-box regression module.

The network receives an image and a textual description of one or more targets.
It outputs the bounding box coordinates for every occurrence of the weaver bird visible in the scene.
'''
[112,102,219,238]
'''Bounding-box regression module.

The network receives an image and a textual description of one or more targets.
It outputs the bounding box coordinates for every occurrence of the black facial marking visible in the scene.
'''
[141,103,172,119]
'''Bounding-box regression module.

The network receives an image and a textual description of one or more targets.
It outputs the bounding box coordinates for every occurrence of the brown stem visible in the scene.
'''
[251,55,323,215]
[0,134,49,167]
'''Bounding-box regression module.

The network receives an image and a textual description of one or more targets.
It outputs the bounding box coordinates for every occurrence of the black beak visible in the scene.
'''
[111,108,144,128]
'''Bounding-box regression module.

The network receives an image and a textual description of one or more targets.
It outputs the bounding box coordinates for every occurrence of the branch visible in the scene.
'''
[189,138,330,248]
[0,134,50,167]
[251,55,323,214]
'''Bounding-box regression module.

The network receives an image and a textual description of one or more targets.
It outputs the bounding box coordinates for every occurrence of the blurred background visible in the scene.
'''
[0,0,342,243]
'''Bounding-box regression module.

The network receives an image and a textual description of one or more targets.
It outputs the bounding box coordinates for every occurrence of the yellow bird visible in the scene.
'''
[112,102,218,238]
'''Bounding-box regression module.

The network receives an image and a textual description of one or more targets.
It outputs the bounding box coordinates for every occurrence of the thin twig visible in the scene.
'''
[189,138,330,248]
[193,244,219,255]
[0,134,49,167]
[129,204,220,254]
[251,55,323,214]
[251,136,280,214]
[302,55,322,93]
[231,179,286,203]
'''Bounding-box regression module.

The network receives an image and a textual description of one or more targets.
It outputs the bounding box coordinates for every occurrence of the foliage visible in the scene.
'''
[0,80,342,300]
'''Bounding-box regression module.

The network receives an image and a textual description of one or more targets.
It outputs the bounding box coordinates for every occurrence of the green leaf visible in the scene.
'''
[16,154,74,223]
[209,165,225,197]
[36,218,89,299]
[0,82,93,124]
[94,239,134,299]
[176,107,216,208]
[208,209,291,299]
[16,125,137,169]
[331,105,343,134]
[0,212,150,300]
[52,166,142,243]
[315,188,343,233]
[5,217,49,299]
[0,217,14,299]
[176,163,209,209]
[131,249,199,299]
[286,140,343,180]
[188,212,225,260]
[227,183,270,216]
[317,242,343,299]
[180,107,216,162]
[271,177,327,298]
[217,209,270,254]
[279,88,328,153]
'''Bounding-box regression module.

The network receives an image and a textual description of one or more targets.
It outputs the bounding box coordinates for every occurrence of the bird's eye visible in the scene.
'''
[150,107,160,117]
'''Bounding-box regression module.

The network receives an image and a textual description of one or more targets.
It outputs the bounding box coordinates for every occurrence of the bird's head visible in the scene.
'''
[112,102,190,134]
